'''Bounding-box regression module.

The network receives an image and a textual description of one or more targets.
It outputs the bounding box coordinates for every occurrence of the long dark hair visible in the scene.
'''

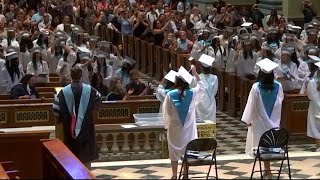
[91,73,103,88]
[20,74,34,85]
[36,34,49,48]
[173,77,189,101]
[19,36,33,52]
[257,70,275,90]
[5,57,20,82]
[32,52,43,70]
[211,38,223,57]
[290,51,300,68]
[267,33,280,48]
[97,58,107,78]
[202,66,211,74]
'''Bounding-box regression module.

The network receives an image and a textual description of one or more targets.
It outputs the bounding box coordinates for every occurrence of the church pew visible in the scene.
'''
[49,76,60,83]
[0,164,10,179]
[0,103,54,128]
[123,34,129,57]
[36,87,56,93]
[0,92,54,100]
[134,37,141,70]
[213,68,226,111]
[170,51,177,71]
[94,99,160,124]
[106,28,113,42]
[154,46,162,80]
[49,73,59,78]
[0,98,54,104]
[0,130,51,179]
[126,95,156,100]
[147,43,154,77]
[140,40,148,73]
[226,72,238,116]
[36,82,62,87]
[162,48,171,76]
[128,35,135,60]
[42,139,96,179]
[281,93,311,140]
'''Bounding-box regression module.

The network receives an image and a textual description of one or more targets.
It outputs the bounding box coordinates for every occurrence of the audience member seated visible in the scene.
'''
[91,73,109,96]
[10,74,39,99]
[126,69,152,96]
[106,78,133,101]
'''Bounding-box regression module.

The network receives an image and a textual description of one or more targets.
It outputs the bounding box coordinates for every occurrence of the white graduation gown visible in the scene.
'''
[56,52,77,81]
[93,63,113,87]
[75,63,90,85]
[241,82,284,156]
[0,67,23,94]
[47,47,61,74]
[307,79,320,139]
[224,48,236,73]
[209,46,225,69]
[19,51,31,71]
[163,80,205,161]
[0,58,5,70]
[195,74,218,122]
[235,51,258,76]
[1,38,19,51]
[274,60,300,91]
[297,58,311,94]
[114,69,131,88]
[26,60,49,83]
[107,54,123,74]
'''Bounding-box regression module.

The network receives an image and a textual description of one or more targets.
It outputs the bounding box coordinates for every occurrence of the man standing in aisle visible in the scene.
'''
[53,66,102,168]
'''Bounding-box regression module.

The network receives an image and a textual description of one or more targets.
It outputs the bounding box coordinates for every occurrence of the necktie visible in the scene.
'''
[70,104,77,139]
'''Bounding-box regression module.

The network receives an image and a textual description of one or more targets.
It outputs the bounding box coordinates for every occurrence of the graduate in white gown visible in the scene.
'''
[242,58,284,176]
[163,66,204,179]
[0,52,24,94]
[75,47,92,85]
[195,54,218,122]
[156,70,177,113]
[93,51,113,87]
[307,62,320,152]
[26,47,49,83]
[114,57,136,88]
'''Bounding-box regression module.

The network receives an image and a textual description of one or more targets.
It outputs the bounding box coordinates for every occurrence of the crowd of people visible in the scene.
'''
[0,0,320,178]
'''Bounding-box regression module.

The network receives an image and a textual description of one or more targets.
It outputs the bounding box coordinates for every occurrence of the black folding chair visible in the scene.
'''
[250,128,291,180]
[178,138,218,180]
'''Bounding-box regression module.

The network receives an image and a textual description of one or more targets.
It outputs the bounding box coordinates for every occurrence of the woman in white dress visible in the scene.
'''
[0,52,24,94]
[307,63,320,152]
[74,47,92,85]
[242,58,284,177]
[196,54,218,122]
[18,32,33,71]
[56,44,77,82]
[163,66,204,179]
[26,47,49,83]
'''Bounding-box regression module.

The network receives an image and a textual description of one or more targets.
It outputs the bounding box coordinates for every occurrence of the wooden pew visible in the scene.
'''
[0,130,51,179]
[0,92,54,100]
[0,103,54,128]
[36,82,62,87]
[42,139,96,179]
[226,72,238,116]
[154,46,162,80]
[147,43,154,77]
[162,48,170,76]
[49,76,60,83]
[128,35,134,60]
[36,87,56,93]
[140,40,147,73]
[170,51,177,71]
[123,34,129,57]
[0,98,54,104]
[94,99,160,124]
[0,163,10,179]
[126,95,156,100]
[134,37,141,69]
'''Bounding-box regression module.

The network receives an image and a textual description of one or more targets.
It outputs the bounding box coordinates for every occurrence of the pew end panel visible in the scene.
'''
[0,130,51,179]
[42,139,96,179]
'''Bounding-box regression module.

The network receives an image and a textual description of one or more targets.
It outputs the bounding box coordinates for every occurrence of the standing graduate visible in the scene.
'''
[156,70,178,113]
[306,61,320,152]
[0,52,24,94]
[52,66,102,168]
[163,65,204,179]
[242,58,284,177]
[195,54,218,122]
[26,47,50,83]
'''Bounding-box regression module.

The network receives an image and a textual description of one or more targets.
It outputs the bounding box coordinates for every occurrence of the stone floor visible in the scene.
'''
[91,152,320,179]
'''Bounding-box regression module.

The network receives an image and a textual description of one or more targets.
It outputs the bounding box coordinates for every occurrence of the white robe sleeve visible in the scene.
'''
[0,69,9,94]
[163,94,173,130]
[156,85,166,103]
[26,62,34,74]
[191,80,205,106]
[307,80,319,101]
[241,83,258,125]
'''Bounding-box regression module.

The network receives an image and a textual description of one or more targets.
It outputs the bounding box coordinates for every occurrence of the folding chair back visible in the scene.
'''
[185,138,217,152]
[258,127,289,149]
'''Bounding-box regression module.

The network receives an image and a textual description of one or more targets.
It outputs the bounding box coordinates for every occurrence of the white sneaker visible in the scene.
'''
[316,148,320,152]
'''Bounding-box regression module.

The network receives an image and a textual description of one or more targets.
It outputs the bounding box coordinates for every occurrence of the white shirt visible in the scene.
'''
[26,60,49,83]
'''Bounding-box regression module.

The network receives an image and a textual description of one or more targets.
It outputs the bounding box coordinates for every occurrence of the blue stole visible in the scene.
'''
[62,83,91,138]
[258,81,279,118]
[168,89,193,127]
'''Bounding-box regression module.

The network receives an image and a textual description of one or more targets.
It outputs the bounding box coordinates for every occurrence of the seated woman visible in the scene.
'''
[106,78,133,101]
[91,73,109,96]
[26,47,50,83]
[126,69,151,96]
[10,74,39,99]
